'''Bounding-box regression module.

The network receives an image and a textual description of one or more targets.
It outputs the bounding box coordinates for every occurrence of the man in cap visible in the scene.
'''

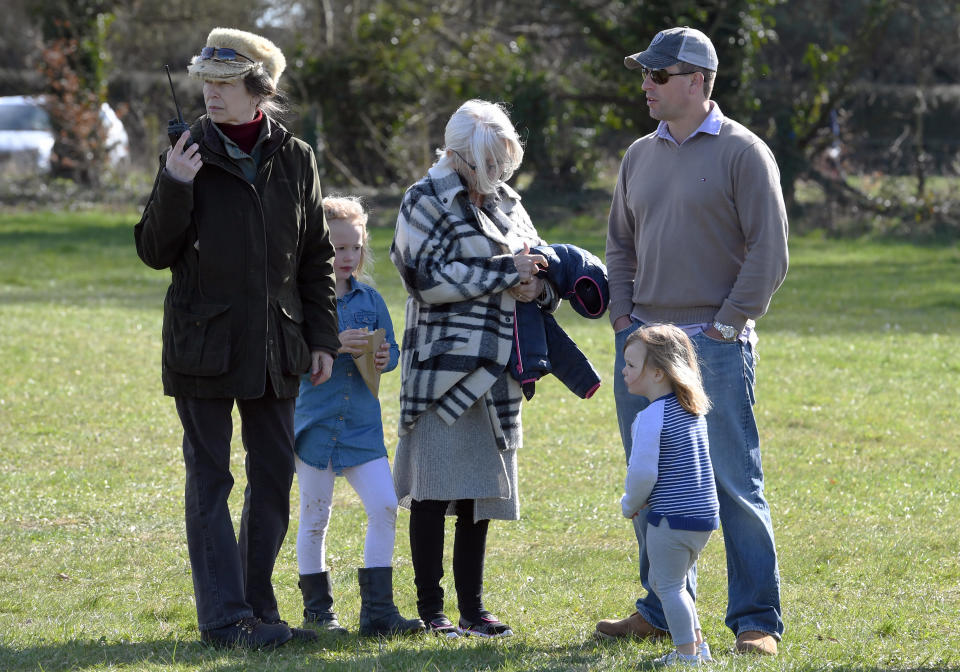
[598,26,788,656]
[136,27,339,649]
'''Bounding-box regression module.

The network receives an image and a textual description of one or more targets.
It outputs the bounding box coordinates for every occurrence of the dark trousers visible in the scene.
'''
[409,498,489,623]
[175,388,296,631]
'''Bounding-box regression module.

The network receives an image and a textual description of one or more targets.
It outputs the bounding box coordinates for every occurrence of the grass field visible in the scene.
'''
[0,201,958,671]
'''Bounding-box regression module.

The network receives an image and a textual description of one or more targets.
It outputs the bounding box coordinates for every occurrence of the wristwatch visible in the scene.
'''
[713,320,738,341]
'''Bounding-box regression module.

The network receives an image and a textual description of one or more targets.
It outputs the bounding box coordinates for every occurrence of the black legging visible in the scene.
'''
[409,498,489,622]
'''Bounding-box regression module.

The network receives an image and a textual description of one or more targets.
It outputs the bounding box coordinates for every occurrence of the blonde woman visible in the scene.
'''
[390,99,553,638]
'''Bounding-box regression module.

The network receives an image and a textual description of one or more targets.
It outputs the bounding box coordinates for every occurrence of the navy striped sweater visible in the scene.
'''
[621,393,719,531]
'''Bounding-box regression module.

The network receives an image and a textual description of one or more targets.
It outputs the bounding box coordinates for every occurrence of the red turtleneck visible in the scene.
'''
[218,110,264,155]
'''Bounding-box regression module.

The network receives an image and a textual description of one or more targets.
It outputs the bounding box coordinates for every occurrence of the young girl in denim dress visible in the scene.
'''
[294,196,423,637]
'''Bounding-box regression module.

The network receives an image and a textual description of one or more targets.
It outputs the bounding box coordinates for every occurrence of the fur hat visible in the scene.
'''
[187,27,286,87]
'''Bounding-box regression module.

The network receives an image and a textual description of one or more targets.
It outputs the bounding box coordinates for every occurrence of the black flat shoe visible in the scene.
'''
[458,613,513,638]
[200,617,293,650]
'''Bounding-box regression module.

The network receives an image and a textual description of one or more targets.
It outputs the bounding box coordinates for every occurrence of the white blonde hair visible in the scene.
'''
[322,195,375,285]
[435,99,524,195]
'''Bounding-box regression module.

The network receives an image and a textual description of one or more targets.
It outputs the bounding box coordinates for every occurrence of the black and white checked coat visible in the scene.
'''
[390,163,545,449]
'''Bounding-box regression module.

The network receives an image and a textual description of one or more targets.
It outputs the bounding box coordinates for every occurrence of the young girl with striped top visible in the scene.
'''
[620,324,719,666]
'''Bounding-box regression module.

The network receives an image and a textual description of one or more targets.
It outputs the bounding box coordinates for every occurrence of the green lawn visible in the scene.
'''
[0,205,958,671]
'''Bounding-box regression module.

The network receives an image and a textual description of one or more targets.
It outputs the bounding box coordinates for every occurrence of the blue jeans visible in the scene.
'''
[176,389,296,631]
[613,322,784,639]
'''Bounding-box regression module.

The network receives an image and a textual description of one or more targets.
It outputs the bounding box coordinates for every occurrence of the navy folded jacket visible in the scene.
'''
[509,243,609,400]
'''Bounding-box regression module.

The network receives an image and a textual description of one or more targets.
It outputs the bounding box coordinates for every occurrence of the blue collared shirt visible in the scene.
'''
[656,101,724,145]
[294,279,399,473]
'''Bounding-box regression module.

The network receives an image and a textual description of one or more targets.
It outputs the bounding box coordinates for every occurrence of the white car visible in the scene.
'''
[0,95,129,174]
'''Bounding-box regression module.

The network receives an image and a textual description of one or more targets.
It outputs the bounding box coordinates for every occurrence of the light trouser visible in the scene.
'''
[295,455,398,573]
[646,519,712,647]
[613,321,784,639]
[176,387,295,631]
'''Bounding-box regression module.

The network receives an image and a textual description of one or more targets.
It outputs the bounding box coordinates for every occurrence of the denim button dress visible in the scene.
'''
[294,279,399,473]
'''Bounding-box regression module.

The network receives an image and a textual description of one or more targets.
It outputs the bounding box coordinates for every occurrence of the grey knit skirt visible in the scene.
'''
[393,393,520,522]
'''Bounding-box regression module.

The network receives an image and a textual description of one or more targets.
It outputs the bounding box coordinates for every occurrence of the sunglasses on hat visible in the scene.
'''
[199,47,254,63]
[642,67,698,85]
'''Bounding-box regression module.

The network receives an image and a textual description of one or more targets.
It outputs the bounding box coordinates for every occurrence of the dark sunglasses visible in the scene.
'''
[200,47,254,63]
[642,67,699,85]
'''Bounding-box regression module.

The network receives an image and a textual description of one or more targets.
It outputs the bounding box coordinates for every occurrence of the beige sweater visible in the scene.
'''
[605,117,789,332]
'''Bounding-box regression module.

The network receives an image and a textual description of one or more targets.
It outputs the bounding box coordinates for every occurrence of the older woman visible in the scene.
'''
[390,99,552,638]
[135,28,339,650]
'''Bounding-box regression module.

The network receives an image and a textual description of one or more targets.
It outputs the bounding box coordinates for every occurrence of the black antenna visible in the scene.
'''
[164,65,193,147]
[164,64,185,123]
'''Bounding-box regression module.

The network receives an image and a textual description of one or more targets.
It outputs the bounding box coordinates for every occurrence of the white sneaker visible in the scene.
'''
[698,641,713,662]
[654,650,701,666]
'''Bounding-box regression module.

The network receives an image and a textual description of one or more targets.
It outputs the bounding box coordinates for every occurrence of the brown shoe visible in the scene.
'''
[735,630,778,655]
[595,612,667,640]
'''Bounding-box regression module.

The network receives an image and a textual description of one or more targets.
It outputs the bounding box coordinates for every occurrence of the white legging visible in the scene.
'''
[295,455,398,573]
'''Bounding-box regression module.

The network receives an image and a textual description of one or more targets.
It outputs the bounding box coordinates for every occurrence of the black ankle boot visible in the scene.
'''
[357,567,425,637]
[299,572,348,635]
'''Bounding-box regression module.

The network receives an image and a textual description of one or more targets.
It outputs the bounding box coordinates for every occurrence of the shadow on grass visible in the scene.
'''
[773,669,959,672]
[0,219,167,308]
[0,284,165,309]
[0,221,136,249]
[0,636,613,672]
[4,635,957,672]
[2,205,959,334]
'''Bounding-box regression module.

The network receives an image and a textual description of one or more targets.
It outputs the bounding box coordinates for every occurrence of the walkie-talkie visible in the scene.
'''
[165,65,194,148]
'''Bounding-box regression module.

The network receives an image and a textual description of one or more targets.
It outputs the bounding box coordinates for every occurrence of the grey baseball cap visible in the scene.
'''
[624,26,718,71]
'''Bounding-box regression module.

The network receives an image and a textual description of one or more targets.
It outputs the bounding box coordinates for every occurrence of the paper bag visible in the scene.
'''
[352,328,386,397]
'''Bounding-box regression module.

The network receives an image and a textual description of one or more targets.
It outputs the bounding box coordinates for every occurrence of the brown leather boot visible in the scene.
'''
[735,630,779,655]
[595,612,668,640]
